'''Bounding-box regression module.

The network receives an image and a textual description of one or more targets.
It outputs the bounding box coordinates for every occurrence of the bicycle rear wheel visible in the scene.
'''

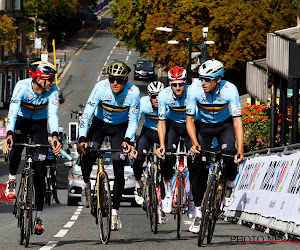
[198,174,216,247]
[24,169,34,247]
[97,171,112,244]
[176,172,183,239]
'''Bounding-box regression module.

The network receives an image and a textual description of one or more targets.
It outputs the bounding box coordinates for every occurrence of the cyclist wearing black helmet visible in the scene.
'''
[77,61,140,231]
[2,60,62,235]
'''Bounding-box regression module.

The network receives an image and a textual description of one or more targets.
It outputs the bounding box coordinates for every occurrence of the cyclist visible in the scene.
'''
[2,61,62,234]
[46,136,72,204]
[186,59,245,233]
[131,81,164,206]
[77,61,140,230]
[156,66,193,216]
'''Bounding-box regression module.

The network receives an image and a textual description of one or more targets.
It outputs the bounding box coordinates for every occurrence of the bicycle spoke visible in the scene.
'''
[177,172,183,239]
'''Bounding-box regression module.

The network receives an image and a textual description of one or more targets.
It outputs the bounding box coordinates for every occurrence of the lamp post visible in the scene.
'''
[156,27,193,85]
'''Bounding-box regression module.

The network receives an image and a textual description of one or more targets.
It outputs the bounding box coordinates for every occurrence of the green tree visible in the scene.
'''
[0,15,19,51]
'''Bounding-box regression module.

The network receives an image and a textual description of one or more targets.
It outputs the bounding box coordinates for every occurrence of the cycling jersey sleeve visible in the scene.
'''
[48,85,60,135]
[158,91,167,120]
[6,82,26,135]
[229,85,242,117]
[78,82,102,141]
[186,83,197,116]
[125,89,141,142]
[60,149,72,161]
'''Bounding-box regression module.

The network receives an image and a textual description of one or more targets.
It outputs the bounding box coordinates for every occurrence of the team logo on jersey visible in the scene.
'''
[132,109,139,114]
[87,101,96,107]
[201,94,207,97]
[25,83,30,87]
[8,111,13,117]
[166,89,171,93]
[121,96,126,102]
[52,100,59,105]
[170,98,175,102]
[218,94,224,98]
[104,83,109,87]
[224,84,228,88]
[105,95,112,99]
[234,110,242,115]
[149,108,153,112]
[198,83,202,87]
[128,87,133,91]
[82,113,88,119]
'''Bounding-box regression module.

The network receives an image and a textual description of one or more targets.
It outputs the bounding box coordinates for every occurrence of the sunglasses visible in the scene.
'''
[199,76,216,83]
[150,94,158,99]
[109,76,125,84]
[43,76,55,82]
[171,82,185,87]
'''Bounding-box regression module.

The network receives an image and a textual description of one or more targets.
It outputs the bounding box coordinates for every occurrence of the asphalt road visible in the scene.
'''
[0,13,299,250]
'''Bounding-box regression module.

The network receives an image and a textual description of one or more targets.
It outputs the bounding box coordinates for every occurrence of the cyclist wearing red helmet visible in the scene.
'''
[156,66,193,218]
[2,60,62,235]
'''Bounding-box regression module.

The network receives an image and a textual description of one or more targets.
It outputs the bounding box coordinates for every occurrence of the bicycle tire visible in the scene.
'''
[24,169,34,247]
[97,171,112,244]
[148,176,158,234]
[207,180,220,244]
[177,172,183,239]
[198,173,216,247]
[45,178,52,206]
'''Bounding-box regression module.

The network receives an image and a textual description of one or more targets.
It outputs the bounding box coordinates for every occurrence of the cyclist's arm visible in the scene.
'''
[157,91,167,147]
[157,120,166,146]
[124,88,141,143]
[6,83,25,136]
[78,83,102,143]
[60,148,73,161]
[233,116,244,162]
[47,85,60,136]
[186,115,198,146]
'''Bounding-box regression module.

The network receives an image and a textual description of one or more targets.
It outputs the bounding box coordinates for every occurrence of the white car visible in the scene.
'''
[66,153,137,206]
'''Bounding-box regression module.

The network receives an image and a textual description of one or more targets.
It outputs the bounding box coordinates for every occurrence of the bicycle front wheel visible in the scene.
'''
[198,174,216,247]
[24,169,34,247]
[148,176,158,234]
[207,181,222,244]
[97,171,112,244]
[177,172,183,239]
[45,178,52,206]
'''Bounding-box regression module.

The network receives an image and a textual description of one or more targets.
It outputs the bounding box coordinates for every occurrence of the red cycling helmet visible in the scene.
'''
[29,61,56,79]
[168,66,187,80]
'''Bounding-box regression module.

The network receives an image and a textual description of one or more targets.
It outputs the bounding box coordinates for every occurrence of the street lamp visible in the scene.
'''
[156,26,193,85]
[202,27,208,62]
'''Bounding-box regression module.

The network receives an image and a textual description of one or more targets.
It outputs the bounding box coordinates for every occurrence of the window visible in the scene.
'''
[15,0,21,10]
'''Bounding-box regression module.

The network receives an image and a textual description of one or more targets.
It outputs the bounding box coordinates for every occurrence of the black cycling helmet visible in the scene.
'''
[107,61,131,77]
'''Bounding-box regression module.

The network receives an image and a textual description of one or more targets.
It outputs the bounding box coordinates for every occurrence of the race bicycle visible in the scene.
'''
[7,140,52,247]
[198,149,239,247]
[87,148,122,244]
[44,164,53,206]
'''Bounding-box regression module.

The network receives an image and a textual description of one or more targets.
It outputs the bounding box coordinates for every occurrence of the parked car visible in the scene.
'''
[65,153,137,206]
[78,11,101,27]
[134,59,154,80]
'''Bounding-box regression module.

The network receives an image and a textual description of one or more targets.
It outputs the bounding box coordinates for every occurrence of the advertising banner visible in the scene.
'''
[229,152,300,224]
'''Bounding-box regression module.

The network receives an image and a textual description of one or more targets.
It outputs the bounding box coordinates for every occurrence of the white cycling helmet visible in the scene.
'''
[147,81,164,94]
[198,60,224,80]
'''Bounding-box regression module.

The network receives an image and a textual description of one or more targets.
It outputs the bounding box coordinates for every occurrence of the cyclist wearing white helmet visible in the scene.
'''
[156,66,193,217]
[186,59,245,233]
[131,81,164,207]
[2,60,62,235]
[77,61,140,230]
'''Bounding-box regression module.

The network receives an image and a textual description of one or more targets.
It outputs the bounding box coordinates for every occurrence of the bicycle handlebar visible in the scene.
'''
[13,142,52,148]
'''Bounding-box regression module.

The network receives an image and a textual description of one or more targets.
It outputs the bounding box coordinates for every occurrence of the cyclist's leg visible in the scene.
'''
[31,119,48,233]
[216,122,237,206]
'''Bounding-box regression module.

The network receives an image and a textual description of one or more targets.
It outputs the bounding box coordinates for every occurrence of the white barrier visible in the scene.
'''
[225,149,300,236]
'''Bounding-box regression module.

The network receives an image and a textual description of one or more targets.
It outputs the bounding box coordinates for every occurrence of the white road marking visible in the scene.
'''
[64,221,75,228]
[70,215,79,220]
[74,211,81,215]
[39,241,58,250]
[54,229,69,238]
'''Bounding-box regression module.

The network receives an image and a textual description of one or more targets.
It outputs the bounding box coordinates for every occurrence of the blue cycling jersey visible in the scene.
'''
[78,80,140,141]
[158,85,189,124]
[6,78,59,135]
[47,148,72,161]
[186,79,242,123]
[138,96,158,131]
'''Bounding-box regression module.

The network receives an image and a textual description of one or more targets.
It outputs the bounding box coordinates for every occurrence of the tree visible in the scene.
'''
[0,15,19,51]
[110,0,297,73]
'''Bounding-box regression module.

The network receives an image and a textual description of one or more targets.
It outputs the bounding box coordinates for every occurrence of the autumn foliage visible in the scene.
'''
[0,14,19,52]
